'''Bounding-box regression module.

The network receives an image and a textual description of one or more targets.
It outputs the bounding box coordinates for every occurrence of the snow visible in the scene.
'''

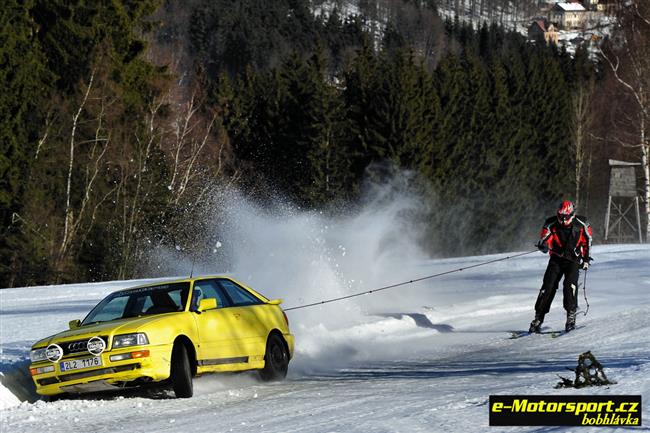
[436,1,532,34]
[2,243,649,432]
[312,1,360,20]
[312,0,614,59]
[0,377,20,410]
[1,185,649,432]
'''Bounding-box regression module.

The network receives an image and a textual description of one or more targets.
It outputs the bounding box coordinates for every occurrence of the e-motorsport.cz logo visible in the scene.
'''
[489,395,642,426]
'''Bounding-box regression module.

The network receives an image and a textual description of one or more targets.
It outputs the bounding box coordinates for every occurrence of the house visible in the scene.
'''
[528,19,559,45]
[549,3,587,29]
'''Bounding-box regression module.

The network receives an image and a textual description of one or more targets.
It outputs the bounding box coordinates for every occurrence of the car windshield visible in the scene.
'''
[82,282,190,325]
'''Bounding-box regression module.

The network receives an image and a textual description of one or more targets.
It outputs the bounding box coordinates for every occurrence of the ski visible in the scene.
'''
[550,325,584,338]
[509,326,582,339]
[509,331,529,339]
[509,326,551,339]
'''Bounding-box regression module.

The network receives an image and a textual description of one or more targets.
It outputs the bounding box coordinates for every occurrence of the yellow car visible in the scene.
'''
[28,276,294,398]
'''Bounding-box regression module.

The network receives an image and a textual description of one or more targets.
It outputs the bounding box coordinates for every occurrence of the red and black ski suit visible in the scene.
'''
[534,215,593,316]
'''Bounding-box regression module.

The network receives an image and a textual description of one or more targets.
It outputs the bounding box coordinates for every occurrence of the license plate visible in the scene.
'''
[60,356,102,372]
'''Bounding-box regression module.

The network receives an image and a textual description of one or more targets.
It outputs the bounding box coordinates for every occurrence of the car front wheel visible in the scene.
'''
[170,344,193,398]
[259,334,289,381]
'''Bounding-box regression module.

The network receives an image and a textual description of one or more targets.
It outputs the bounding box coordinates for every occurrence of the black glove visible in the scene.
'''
[537,242,549,253]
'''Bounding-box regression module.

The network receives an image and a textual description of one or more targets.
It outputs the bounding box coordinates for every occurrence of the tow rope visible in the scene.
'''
[284,249,538,312]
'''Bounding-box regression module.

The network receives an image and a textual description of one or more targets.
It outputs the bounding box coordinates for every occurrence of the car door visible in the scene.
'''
[216,279,268,358]
[190,279,244,364]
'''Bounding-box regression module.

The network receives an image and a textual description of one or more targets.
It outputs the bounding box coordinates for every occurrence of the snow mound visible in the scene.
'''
[0,360,35,409]
[0,380,21,410]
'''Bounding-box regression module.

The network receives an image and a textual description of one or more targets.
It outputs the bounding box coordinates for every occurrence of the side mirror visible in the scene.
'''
[69,319,81,329]
[197,298,217,313]
[267,299,283,305]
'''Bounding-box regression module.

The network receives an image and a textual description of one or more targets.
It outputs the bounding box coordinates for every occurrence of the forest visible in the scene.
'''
[1,0,648,288]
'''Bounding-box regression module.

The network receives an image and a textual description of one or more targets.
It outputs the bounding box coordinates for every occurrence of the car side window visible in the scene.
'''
[218,280,263,307]
[192,280,230,310]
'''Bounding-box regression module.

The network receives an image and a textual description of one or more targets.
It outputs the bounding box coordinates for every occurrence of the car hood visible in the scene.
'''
[32,314,179,348]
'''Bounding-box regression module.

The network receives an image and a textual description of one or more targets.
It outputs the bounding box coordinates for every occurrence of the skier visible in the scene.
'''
[529,200,592,333]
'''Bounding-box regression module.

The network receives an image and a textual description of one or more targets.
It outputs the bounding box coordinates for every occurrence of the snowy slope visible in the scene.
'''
[1,244,649,433]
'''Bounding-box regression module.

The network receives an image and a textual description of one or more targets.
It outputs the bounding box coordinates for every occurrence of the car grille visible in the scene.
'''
[61,336,109,356]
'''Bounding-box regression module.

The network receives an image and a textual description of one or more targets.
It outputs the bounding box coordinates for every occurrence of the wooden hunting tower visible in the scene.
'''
[605,160,642,243]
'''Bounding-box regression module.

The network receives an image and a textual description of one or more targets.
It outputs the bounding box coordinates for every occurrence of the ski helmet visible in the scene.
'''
[557,200,575,226]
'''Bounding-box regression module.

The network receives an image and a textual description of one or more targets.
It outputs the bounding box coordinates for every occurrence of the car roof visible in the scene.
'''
[115,275,235,293]
[111,275,271,304]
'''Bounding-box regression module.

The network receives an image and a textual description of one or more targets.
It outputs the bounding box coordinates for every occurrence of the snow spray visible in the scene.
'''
[147,172,442,372]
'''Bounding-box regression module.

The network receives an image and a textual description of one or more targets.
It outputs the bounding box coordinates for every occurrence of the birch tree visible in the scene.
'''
[113,95,166,279]
[600,1,650,240]
[166,91,220,207]
[113,85,235,278]
[55,70,115,277]
[572,79,594,209]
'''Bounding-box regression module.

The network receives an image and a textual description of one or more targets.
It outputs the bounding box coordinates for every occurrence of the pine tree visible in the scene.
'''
[300,49,353,206]
[0,0,53,287]
[465,51,492,190]
[433,53,471,185]
[343,39,380,181]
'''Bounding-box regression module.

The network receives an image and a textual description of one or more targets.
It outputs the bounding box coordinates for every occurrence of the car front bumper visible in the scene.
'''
[30,344,173,396]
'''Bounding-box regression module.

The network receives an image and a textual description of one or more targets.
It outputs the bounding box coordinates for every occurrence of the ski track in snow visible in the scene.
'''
[1,245,649,433]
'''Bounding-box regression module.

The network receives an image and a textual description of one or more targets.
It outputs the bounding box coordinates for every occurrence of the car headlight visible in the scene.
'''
[30,348,48,362]
[112,333,149,349]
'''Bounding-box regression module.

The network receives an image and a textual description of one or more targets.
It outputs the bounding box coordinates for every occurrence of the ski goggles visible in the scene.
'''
[557,213,574,223]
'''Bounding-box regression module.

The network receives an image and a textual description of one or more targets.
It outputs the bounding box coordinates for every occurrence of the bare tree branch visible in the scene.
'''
[59,70,95,260]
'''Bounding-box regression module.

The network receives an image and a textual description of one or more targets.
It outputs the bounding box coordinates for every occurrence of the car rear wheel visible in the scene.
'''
[259,334,289,381]
[171,344,193,398]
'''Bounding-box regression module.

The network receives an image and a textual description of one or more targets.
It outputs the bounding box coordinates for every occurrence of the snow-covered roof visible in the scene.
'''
[555,3,587,12]
[609,159,641,166]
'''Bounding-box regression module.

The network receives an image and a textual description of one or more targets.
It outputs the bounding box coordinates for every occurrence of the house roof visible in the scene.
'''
[529,19,557,33]
[555,3,586,11]
[532,19,547,32]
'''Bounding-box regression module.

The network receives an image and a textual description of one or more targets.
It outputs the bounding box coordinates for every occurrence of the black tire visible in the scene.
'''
[259,334,289,381]
[170,344,193,398]
[47,393,66,402]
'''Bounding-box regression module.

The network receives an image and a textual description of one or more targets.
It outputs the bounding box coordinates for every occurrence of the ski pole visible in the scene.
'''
[582,268,589,316]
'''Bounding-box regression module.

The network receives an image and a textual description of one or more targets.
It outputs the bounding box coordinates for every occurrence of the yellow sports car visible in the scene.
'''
[28,276,294,398]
